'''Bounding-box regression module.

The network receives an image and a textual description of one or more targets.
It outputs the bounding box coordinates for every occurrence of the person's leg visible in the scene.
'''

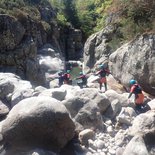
[99,78,102,90]
[104,82,107,91]
[135,94,145,113]
[99,82,102,90]
[135,104,142,114]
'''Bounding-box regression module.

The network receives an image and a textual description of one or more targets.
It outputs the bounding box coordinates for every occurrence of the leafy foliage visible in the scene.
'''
[0,0,154,42]
[109,0,155,40]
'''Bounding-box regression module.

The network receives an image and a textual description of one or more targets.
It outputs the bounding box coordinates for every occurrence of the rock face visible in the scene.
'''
[1,96,75,151]
[0,15,25,50]
[83,26,115,73]
[0,3,83,87]
[109,33,155,95]
[0,13,48,86]
[62,28,83,60]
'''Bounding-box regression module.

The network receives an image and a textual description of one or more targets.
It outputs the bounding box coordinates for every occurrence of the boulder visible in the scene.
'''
[129,110,155,136]
[62,88,108,129]
[116,107,137,126]
[1,96,75,151]
[0,79,14,99]
[79,129,95,146]
[123,136,149,155]
[0,73,34,106]
[0,100,9,118]
[60,85,81,99]
[105,90,132,107]
[147,99,155,110]
[74,101,104,130]
[39,88,66,101]
[11,88,34,107]
[74,88,111,113]
[33,86,47,96]
[62,97,88,118]
[109,34,155,96]
[104,99,122,119]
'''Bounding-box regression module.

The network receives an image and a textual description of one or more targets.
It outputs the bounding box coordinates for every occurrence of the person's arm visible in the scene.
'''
[128,92,133,99]
[95,70,101,75]
[105,69,111,74]
[76,75,83,79]
[128,85,135,99]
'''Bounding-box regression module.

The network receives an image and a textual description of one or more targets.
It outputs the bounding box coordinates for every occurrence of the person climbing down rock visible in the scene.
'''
[128,79,146,114]
[76,72,87,88]
[95,64,111,92]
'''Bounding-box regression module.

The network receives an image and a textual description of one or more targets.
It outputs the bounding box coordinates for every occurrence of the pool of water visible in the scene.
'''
[70,66,82,85]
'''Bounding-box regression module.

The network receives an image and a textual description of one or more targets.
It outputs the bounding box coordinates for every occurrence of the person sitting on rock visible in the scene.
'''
[76,72,87,88]
[63,70,72,84]
[128,79,145,113]
[95,64,111,91]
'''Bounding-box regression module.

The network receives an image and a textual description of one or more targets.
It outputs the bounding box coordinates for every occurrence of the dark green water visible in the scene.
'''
[70,66,82,79]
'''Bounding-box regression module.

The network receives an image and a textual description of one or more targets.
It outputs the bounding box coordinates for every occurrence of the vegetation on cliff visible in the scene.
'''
[0,0,155,43]
[50,0,155,42]
[0,0,54,35]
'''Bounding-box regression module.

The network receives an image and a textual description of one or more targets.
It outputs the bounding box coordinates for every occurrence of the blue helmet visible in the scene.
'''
[58,71,63,75]
[129,79,136,85]
[67,70,70,73]
[79,72,83,75]
[99,64,104,69]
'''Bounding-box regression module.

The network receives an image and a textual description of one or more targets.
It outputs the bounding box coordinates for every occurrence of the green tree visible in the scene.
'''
[62,0,79,28]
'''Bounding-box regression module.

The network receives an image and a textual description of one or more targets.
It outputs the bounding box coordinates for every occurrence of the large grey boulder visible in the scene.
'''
[74,88,111,113]
[116,107,137,126]
[1,96,75,151]
[129,110,155,136]
[105,90,134,107]
[74,101,104,130]
[109,34,155,96]
[0,73,34,106]
[62,88,107,130]
[60,85,81,99]
[38,88,66,101]
[104,90,135,118]
[62,97,88,118]
[123,136,149,155]
[11,88,34,107]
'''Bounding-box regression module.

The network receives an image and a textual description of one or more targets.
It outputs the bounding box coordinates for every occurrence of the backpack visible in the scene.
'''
[100,69,106,77]
[133,84,142,94]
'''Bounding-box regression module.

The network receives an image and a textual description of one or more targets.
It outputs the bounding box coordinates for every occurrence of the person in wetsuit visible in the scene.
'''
[128,79,145,113]
[95,64,111,91]
[63,70,72,84]
[58,71,64,87]
[76,72,87,88]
